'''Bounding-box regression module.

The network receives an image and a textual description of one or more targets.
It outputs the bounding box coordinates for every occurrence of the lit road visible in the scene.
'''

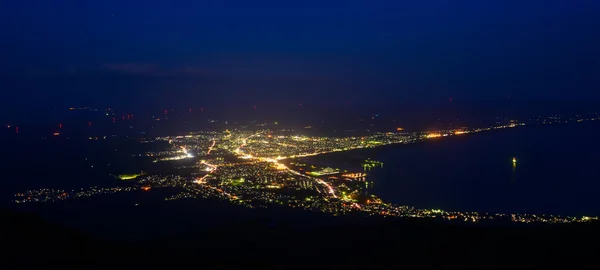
[234,133,261,155]
[194,140,218,184]
[285,164,338,198]
[206,139,216,155]
[195,160,217,184]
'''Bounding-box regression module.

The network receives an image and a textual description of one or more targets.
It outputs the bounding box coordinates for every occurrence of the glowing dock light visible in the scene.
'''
[512,157,517,163]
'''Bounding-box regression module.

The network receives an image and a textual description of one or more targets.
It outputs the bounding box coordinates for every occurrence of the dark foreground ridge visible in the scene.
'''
[2,207,598,268]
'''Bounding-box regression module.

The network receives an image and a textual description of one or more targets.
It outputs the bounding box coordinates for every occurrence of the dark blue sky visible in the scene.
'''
[1,0,599,111]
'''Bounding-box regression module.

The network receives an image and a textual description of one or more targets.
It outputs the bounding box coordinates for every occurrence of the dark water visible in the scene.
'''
[368,121,600,217]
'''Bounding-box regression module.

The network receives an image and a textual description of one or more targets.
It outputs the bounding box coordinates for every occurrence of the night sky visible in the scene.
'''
[1,1,599,113]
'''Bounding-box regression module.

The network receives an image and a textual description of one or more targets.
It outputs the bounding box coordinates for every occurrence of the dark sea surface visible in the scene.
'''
[361,121,600,217]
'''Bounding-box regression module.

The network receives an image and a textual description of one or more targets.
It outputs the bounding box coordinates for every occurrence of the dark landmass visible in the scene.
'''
[2,207,597,268]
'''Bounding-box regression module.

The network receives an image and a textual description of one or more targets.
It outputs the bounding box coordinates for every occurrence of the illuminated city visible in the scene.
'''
[4,2,600,265]
[5,2,600,266]
[13,116,599,224]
